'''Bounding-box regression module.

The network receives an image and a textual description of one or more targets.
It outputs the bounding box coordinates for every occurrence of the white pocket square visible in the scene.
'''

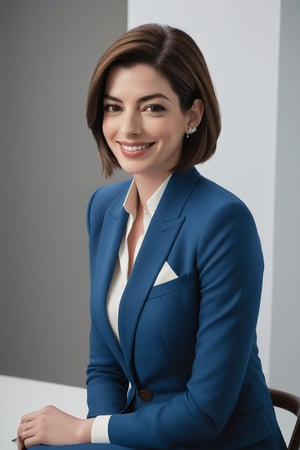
[154,261,178,286]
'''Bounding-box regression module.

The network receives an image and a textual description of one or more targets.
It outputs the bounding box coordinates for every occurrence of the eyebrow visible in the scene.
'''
[103,93,171,103]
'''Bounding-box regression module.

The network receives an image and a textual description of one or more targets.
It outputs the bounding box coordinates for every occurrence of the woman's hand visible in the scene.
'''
[17,405,93,449]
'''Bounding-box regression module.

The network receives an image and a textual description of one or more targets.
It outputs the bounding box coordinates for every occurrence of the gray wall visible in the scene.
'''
[0,1,127,387]
[270,0,300,394]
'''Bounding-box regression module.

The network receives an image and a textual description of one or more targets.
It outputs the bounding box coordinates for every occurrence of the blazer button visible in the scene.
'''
[138,389,153,402]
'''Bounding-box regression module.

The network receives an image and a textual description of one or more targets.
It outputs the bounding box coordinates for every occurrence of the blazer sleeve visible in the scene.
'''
[106,200,265,448]
[86,316,129,417]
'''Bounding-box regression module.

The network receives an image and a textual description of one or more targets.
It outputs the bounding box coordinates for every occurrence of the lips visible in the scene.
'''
[118,141,154,156]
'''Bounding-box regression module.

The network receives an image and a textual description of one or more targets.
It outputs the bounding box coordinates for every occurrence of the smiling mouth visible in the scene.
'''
[121,143,153,152]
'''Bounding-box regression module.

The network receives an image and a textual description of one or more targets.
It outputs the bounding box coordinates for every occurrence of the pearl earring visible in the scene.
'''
[186,126,197,138]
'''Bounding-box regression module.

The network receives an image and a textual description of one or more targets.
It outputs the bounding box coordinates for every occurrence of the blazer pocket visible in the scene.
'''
[154,261,178,286]
[148,272,197,300]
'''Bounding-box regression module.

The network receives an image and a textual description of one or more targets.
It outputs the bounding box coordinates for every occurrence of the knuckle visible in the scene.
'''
[20,414,27,423]
[44,404,54,412]
[24,437,32,448]
[18,428,26,439]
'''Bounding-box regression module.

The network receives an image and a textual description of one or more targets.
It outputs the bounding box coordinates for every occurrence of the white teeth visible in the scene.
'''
[122,144,150,152]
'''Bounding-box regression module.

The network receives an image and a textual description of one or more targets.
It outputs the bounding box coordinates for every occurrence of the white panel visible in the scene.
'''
[270,0,300,394]
[128,0,282,377]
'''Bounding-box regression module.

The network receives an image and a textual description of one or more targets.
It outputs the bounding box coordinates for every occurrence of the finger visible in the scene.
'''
[23,433,43,449]
[18,423,35,444]
[20,407,44,424]
[20,412,35,424]
[18,421,32,435]
[16,437,26,450]
[16,437,22,450]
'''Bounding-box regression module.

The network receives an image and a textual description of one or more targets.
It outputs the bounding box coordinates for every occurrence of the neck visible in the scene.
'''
[133,173,170,209]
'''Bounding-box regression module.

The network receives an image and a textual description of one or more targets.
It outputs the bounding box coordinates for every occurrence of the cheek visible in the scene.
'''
[148,121,174,140]
[102,117,116,140]
[152,117,186,140]
[160,125,185,146]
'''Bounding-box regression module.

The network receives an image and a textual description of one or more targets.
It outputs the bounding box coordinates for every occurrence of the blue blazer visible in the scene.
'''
[86,167,286,450]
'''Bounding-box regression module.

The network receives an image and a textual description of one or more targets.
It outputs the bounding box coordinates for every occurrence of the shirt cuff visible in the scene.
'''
[91,415,111,443]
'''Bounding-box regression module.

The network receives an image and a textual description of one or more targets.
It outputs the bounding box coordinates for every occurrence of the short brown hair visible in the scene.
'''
[86,23,221,177]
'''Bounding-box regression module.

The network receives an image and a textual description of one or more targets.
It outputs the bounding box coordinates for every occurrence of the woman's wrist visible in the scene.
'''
[76,418,94,443]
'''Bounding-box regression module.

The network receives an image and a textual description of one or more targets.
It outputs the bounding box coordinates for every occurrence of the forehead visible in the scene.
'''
[104,63,177,98]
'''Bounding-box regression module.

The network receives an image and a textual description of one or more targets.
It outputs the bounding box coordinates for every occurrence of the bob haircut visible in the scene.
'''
[86,23,221,177]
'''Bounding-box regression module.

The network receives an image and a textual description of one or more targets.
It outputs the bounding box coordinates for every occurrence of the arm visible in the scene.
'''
[17,306,129,448]
[87,316,129,417]
[104,201,264,448]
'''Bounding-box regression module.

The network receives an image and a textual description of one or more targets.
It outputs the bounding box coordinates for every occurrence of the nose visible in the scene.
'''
[120,109,142,136]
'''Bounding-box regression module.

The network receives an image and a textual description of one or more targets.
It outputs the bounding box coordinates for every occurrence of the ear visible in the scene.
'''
[187,99,204,129]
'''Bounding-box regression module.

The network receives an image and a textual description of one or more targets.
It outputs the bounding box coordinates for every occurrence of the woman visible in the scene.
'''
[17,23,286,449]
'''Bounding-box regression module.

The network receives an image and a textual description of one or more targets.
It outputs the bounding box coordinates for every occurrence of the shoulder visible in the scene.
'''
[195,172,245,207]
[171,167,248,211]
[182,171,260,240]
[89,178,131,209]
[185,171,251,218]
[87,178,131,232]
[182,174,264,272]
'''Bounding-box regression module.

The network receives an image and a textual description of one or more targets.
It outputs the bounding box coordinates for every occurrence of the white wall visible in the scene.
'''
[128,0,281,379]
[270,0,300,394]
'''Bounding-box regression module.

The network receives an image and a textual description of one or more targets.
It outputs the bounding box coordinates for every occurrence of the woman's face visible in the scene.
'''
[102,63,193,185]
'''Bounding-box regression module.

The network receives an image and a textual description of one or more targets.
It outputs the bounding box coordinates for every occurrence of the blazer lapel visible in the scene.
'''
[118,168,200,373]
[93,189,129,364]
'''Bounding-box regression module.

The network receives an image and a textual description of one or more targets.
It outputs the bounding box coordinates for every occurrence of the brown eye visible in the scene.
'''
[144,104,165,112]
[103,104,122,112]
